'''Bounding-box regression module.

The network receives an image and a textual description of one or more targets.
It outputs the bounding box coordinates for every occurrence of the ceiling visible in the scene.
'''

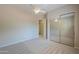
[12,4,66,19]
[32,4,66,12]
[14,4,66,13]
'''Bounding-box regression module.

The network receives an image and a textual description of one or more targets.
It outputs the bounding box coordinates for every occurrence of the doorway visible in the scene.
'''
[39,18,46,39]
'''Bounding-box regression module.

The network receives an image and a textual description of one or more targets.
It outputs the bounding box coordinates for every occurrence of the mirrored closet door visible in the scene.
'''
[50,18,60,42]
[50,12,75,47]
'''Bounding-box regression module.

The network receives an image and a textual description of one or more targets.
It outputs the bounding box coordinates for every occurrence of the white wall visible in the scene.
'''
[0,5,38,48]
[48,5,79,49]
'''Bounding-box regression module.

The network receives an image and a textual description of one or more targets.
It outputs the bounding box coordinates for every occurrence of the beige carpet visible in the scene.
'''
[0,39,79,54]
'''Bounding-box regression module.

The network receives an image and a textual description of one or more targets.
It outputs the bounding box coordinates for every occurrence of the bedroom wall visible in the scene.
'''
[48,5,79,49]
[0,5,38,48]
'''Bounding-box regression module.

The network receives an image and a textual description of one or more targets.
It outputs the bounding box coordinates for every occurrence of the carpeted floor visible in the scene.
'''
[0,39,79,54]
